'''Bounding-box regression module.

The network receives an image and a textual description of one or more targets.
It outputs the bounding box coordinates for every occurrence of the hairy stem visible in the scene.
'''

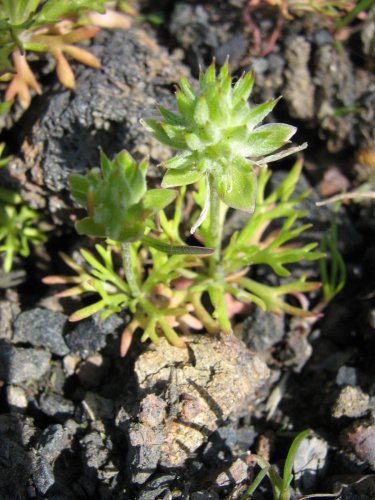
[208,180,225,276]
[121,243,140,297]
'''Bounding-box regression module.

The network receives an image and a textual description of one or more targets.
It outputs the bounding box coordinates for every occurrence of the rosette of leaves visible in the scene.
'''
[69,149,177,243]
[142,61,306,228]
[0,0,108,108]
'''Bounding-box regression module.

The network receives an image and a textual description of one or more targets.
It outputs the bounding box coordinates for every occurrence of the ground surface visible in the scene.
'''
[0,1,375,499]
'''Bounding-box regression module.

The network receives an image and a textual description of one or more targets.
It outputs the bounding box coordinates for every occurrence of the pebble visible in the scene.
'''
[215,458,248,487]
[65,314,122,359]
[345,421,375,471]
[0,299,19,340]
[13,307,69,355]
[293,434,329,492]
[332,386,370,419]
[242,308,285,352]
[31,423,74,495]
[336,366,358,387]
[38,392,75,421]
[6,385,28,413]
[0,341,51,384]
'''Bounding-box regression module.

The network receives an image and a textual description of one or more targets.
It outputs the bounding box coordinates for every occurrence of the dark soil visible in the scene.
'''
[0,1,375,499]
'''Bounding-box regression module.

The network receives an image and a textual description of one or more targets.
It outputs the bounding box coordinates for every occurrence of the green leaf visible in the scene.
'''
[143,188,177,211]
[245,98,280,130]
[246,124,297,157]
[213,160,257,212]
[162,167,203,188]
[69,174,89,206]
[75,217,105,238]
[142,235,214,256]
[232,72,254,104]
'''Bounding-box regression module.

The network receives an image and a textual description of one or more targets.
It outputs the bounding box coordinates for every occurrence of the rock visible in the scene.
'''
[293,435,329,492]
[80,431,109,470]
[0,299,20,340]
[6,385,28,413]
[332,386,370,419]
[169,2,218,74]
[13,308,69,355]
[215,458,248,488]
[38,392,75,421]
[65,314,122,359]
[336,366,358,387]
[136,474,177,500]
[344,421,375,471]
[30,423,75,495]
[63,353,80,376]
[121,334,269,482]
[36,423,73,459]
[284,36,314,120]
[0,341,51,384]
[242,308,285,352]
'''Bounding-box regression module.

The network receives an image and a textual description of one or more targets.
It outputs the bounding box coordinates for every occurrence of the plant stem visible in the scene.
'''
[121,242,140,297]
[208,180,225,276]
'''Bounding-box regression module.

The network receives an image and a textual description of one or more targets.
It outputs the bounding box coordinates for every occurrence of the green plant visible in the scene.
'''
[241,430,311,500]
[0,187,47,272]
[0,0,130,108]
[46,63,323,352]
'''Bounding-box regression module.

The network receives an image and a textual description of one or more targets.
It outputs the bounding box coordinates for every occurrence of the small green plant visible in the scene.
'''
[319,213,346,305]
[46,63,324,353]
[0,187,47,272]
[0,0,130,108]
[241,430,311,500]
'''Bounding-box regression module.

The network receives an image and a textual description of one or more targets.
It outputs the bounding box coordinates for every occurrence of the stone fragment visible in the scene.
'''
[31,423,75,495]
[122,334,269,479]
[0,299,20,340]
[65,314,121,358]
[345,421,375,471]
[215,458,248,487]
[13,307,69,355]
[333,386,370,419]
[38,392,75,421]
[284,36,315,120]
[80,431,109,470]
[0,341,51,383]
[6,385,28,413]
[336,366,358,387]
[293,435,329,492]
[242,308,285,352]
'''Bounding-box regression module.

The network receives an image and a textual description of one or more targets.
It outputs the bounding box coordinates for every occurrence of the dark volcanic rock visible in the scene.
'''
[65,314,122,359]
[6,28,189,222]
[30,423,75,495]
[38,392,75,421]
[0,341,51,383]
[13,307,69,356]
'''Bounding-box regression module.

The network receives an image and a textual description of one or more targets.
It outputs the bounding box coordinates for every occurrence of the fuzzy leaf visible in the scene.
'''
[162,167,203,188]
[213,161,257,212]
[143,189,177,211]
